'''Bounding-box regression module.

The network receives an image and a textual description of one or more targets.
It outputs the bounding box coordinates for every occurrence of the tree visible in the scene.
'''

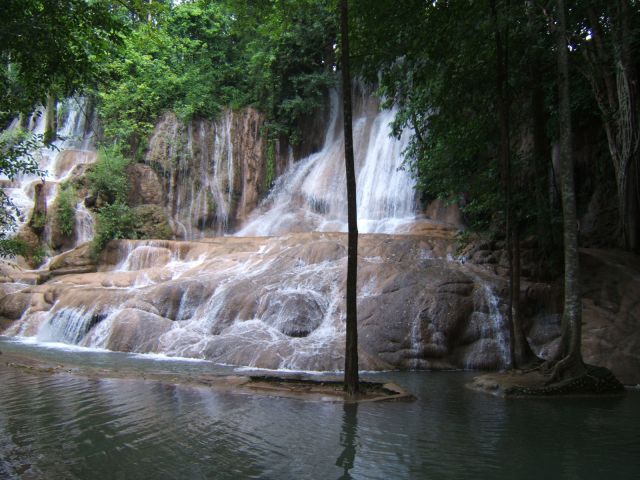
[490,0,539,369]
[573,0,640,253]
[549,0,586,381]
[0,0,123,126]
[341,0,359,396]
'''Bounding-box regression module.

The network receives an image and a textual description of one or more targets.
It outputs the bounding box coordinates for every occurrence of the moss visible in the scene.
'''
[132,204,173,240]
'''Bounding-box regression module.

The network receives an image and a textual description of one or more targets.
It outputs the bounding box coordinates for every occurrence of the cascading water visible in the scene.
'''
[236,91,417,236]
[150,110,250,240]
[2,91,516,373]
[74,201,95,245]
[0,98,97,247]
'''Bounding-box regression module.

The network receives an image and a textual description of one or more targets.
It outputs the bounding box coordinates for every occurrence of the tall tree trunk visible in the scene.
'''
[491,0,537,368]
[490,0,515,368]
[581,0,640,252]
[552,0,586,380]
[341,0,359,396]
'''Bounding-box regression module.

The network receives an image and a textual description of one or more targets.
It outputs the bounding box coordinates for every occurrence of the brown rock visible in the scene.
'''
[49,244,96,276]
[132,204,174,239]
[127,163,164,206]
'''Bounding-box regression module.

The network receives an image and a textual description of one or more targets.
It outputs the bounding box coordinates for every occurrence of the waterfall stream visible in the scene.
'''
[237,91,417,236]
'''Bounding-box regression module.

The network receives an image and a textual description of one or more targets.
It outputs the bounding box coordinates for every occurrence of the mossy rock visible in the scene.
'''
[133,204,174,240]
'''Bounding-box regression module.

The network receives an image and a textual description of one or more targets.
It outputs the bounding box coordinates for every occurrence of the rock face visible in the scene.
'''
[127,163,164,206]
[145,109,275,239]
[578,249,640,385]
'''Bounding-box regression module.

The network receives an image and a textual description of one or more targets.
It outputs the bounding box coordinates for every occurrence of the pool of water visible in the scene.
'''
[1,336,639,479]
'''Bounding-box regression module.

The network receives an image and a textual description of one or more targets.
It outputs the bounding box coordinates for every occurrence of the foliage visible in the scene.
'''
[0,128,44,181]
[92,201,139,254]
[98,1,244,153]
[97,0,337,152]
[351,1,502,229]
[0,0,123,126]
[55,183,77,237]
[0,236,28,259]
[87,146,130,204]
[236,0,338,142]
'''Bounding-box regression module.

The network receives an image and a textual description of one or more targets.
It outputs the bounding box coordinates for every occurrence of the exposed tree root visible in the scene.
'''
[544,353,587,385]
[471,363,625,397]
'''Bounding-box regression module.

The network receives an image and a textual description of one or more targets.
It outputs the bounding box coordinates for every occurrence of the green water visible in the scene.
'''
[1,337,639,479]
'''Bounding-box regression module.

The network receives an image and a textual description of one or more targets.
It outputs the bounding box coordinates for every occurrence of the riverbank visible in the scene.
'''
[0,348,413,403]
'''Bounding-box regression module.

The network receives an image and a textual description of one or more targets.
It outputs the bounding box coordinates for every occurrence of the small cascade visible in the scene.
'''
[37,307,103,345]
[465,283,512,370]
[74,201,95,245]
[482,285,511,368]
[236,90,417,236]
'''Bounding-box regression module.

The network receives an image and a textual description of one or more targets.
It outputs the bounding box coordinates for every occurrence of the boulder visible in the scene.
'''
[100,309,173,353]
[48,243,96,276]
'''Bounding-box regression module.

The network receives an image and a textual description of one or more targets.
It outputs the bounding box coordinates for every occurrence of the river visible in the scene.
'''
[1,337,638,479]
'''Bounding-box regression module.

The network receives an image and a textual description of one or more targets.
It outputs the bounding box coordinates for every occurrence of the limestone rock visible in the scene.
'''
[127,163,164,206]
[3,233,638,383]
[48,244,96,276]
[98,309,173,353]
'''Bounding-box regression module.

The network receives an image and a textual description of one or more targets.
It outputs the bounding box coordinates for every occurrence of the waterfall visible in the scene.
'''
[37,307,102,345]
[2,91,517,374]
[1,98,96,243]
[236,91,417,236]
[156,111,239,240]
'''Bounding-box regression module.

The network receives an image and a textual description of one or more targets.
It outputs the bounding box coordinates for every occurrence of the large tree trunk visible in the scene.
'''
[551,0,586,381]
[341,0,359,396]
[582,0,640,252]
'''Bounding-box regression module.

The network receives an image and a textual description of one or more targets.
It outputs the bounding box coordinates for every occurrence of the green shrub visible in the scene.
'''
[92,201,139,255]
[31,244,47,267]
[0,236,29,259]
[87,146,130,204]
[55,183,77,237]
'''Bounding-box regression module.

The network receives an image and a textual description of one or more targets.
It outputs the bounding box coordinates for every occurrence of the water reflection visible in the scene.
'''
[2,340,640,480]
[336,403,359,480]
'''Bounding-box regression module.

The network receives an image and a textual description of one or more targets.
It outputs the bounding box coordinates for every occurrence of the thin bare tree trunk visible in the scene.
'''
[341,0,359,396]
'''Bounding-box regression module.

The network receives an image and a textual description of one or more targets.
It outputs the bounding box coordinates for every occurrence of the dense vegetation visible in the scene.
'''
[1,0,337,252]
[3,1,637,256]
[352,0,639,254]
